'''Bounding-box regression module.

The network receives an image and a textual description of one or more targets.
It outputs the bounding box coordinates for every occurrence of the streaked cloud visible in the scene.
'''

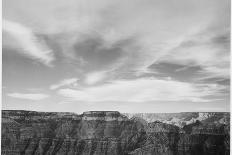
[50,78,79,90]
[7,93,49,100]
[4,0,229,73]
[3,19,54,66]
[58,78,225,103]
[157,28,230,79]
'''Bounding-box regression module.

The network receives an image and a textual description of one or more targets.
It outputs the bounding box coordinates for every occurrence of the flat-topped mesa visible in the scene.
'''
[81,111,129,121]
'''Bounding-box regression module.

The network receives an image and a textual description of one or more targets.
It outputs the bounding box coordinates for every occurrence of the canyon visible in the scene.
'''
[1,110,230,155]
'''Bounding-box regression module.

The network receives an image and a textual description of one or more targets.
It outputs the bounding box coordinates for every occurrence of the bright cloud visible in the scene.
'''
[58,78,225,102]
[85,71,107,85]
[7,93,49,100]
[50,78,79,90]
[3,19,54,66]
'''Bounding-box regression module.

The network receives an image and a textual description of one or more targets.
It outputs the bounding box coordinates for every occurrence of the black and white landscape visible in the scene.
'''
[2,0,230,154]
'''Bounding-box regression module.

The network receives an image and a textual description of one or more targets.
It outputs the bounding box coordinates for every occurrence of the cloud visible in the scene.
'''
[4,0,229,74]
[3,0,230,112]
[50,78,79,90]
[3,19,54,66]
[58,78,225,103]
[84,71,108,85]
[7,93,49,100]
[156,28,230,79]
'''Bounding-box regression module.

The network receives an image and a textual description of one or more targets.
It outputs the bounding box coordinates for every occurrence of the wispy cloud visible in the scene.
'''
[50,78,79,90]
[58,78,225,103]
[3,19,54,66]
[156,28,230,79]
[7,93,49,100]
[4,0,229,77]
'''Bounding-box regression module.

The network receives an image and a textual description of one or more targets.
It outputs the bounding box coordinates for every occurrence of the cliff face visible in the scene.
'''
[1,110,230,155]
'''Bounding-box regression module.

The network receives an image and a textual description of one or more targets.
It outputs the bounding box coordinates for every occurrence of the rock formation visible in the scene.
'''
[1,110,230,155]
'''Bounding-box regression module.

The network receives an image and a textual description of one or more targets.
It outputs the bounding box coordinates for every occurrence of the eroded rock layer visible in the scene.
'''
[1,110,230,155]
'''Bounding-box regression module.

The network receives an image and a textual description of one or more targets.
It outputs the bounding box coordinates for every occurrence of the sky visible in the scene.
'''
[2,0,230,113]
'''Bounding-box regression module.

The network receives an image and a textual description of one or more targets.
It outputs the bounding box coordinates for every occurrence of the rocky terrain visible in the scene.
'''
[1,110,230,155]
[123,112,230,127]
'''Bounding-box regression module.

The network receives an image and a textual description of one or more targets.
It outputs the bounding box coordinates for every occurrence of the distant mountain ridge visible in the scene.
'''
[1,110,230,155]
[123,112,230,127]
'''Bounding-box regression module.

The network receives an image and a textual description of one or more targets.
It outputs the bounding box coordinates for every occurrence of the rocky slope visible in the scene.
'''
[1,110,230,155]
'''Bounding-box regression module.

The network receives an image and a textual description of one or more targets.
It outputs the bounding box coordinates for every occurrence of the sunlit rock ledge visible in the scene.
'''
[81,111,130,121]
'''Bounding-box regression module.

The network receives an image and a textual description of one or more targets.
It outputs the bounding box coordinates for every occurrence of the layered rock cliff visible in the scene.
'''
[1,110,230,155]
